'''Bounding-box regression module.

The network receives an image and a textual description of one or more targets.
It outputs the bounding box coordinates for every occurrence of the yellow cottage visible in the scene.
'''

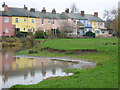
[88,21,97,29]
[8,7,36,33]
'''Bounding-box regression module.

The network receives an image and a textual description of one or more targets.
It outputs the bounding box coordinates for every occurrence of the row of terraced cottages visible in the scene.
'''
[0,3,107,37]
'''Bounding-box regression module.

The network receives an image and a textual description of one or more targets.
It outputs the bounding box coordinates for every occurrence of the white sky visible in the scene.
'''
[0,0,119,19]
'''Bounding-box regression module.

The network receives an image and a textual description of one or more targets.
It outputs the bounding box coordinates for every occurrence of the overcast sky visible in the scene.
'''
[0,0,119,19]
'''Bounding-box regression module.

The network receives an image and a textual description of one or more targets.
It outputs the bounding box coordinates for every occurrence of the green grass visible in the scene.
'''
[11,38,118,88]
[40,38,118,51]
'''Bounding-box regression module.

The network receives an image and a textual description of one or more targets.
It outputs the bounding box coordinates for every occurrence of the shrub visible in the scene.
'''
[85,31,96,38]
[65,50,74,54]
[34,31,47,38]
[56,28,61,35]
[28,49,38,54]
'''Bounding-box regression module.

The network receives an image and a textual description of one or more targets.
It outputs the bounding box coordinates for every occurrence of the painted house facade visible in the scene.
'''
[61,10,106,36]
[84,12,106,36]
[61,10,93,36]
[2,4,37,33]
[33,8,64,34]
[0,11,15,37]
[1,3,108,37]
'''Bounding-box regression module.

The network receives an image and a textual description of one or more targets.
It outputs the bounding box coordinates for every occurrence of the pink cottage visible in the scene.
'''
[0,10,15,37]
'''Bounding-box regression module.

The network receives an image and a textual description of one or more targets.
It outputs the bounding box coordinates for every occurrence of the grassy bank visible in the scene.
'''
[11,38,118,88]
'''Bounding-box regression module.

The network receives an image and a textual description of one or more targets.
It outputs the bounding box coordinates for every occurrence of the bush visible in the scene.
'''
[65,50,74,54]
[16,32,28,38]
[28,49,38,54]
[85,31,96,38]
[56,28,61,35]
[34,31,47,38]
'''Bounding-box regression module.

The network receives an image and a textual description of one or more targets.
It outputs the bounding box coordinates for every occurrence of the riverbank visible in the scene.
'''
[11,38,118,88]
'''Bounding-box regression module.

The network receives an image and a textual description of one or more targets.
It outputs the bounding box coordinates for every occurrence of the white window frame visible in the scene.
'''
[52,20,55,24]
[4,17,9,23]
[5,28,9,33]
[32,19,34,23]
[24,18,27,22]
[15,18,18,23]
[100,22,103,26]
[48,19,51,24]
[42,18,44,25]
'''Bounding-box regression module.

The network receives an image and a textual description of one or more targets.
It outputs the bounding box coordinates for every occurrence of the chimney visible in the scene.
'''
[52,8,56,14]
[24,5,28,10]
[2,2,8,12]
[30,8,35,12]
[65,8,69,13]
[81,11,84,16]
[94,12,98,17]
[41,7,46,13]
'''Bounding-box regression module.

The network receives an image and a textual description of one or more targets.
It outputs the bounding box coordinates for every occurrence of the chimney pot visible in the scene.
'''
[52,8,56,14]
[42,7,46,13]
[24,5,28,10]
[65,8,69,13]
[81,11,84,16]
[30,8,35,12]
[2,2,8,12]
[94,12,98,17]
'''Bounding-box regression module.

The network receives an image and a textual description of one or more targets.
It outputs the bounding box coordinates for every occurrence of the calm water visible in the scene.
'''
[0,51,96,89]
[0,51,75,88]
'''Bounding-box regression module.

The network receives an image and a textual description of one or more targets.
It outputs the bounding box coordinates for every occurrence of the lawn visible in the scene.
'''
[11,38,118,88]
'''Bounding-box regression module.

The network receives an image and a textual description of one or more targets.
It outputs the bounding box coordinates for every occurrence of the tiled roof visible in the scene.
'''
[84,14,104,22]
[61,12,104,22]
[61,12,87,20]
[32,11,63,19]
[0,11,11,16]
[8,7,36,17]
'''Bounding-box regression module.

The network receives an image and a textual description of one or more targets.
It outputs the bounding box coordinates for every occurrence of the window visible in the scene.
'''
[15,18,18,23]
[32,19,34,23]
[48,19,50,24]
[4,17,9,23]
[94,23,96,25]
[5,54,9,60]
[24,28,25,31]
[102,31,105,33]
[83,21,86,24]
[59,21,60,24]
[100,23,102,26]
[95,30,100,34]
[52,20,54,24]
[24,18,27,22]
[42,18,44,24]
[5,28,9,33]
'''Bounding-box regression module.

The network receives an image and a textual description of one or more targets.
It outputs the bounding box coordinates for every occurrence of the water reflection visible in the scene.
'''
[0,51,74,88]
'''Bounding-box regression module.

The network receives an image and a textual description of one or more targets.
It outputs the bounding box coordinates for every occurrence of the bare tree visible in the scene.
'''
[60,20,76,35]
[104,7,120,37]
[70,3,78,13]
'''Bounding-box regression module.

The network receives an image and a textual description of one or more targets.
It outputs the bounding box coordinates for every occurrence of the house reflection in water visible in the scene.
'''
[1,51,74,85]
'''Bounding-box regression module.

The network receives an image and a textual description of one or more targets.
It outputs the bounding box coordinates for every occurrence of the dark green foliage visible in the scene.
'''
[28,49,38,54]
[56,28,61,35]
[16,32,28,38]
[65,50,74,54]
[34,31,47,38]
[85,31,96,38]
